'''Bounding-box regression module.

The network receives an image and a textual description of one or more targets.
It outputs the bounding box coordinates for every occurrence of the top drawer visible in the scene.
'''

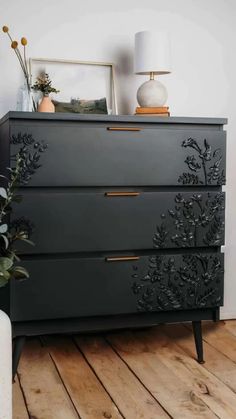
[10,121,226,187]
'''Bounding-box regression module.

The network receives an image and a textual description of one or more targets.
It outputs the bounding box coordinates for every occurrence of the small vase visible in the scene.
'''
[16,83,36,112]
[38,94,55,113]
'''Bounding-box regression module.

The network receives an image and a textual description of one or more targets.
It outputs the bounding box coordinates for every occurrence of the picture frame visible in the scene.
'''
[29,58,118,115]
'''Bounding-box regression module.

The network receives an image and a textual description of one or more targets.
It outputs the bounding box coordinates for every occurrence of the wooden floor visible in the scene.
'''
[13,320,236,419]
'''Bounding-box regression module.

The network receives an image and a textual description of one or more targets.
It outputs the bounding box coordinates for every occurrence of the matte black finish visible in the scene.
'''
[12,308,220,338]
[9,121,226,187]
[13,190,225,254]
[0,283,10,315]
[12,337,25,380]
[11,252,224,322]
[192,321,205,363]
[0,118,10,181]
[0,112,227,372]
[0,111,227,125]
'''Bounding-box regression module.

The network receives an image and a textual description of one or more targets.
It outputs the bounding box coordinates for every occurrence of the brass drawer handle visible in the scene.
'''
[105,192,140,197]
[106,256,140,262]
[107,127,141,132]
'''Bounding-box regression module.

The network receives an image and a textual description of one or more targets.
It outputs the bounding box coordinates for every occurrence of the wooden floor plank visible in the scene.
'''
[18,338,79,419]
[13,375,29,419]
[188,321,236,363]
[135,327,236,419]
[75,335,169,419]
[43,335,123,419]
[13,321,236,418]
[224,320,236,338]
[107,330,216,419]
[164,323,236,394]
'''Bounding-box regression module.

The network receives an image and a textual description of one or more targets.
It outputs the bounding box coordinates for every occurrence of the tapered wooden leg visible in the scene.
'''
[12,336,25,380]
[192,321,205,364]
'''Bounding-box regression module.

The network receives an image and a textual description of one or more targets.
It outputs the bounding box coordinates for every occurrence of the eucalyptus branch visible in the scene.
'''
[0,135,47,285]
[0,155,22,222]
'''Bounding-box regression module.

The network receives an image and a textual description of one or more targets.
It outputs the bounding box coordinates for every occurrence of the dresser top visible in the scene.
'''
[0,111,227,126]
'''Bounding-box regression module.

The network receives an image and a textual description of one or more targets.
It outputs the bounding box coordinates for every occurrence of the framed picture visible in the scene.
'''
[29,58,118,115]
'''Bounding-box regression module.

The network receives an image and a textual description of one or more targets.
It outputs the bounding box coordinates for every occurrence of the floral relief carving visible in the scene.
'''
[153,192,225,249]
[132,135,225,312]
[178,137,225,185]
[9,132,48,242]
[11,132,48,184]
[132,254,223,312]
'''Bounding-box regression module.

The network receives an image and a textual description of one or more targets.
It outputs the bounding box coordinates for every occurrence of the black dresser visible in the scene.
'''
[0,112,227,373]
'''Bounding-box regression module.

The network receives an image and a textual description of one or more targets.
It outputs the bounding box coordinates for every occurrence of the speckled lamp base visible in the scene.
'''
[137,79,168,107]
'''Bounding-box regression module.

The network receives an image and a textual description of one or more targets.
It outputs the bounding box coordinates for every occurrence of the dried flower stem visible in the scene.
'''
[16,48,28,80]
[23,46,27,76]
[6,31,29,82]
[5,30,13,43]
[3,25,37,111]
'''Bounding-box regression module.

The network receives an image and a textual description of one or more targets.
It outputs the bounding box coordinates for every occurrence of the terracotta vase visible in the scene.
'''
[38,94,55,113]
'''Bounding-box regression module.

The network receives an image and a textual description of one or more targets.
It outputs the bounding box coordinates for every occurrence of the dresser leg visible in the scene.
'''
[12,336,26,381]
[192,321,205,364]
[213,308,220,322]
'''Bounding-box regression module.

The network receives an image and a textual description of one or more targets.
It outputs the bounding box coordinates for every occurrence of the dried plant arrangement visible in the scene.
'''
[32,73,59,96]
[2,25,37,111]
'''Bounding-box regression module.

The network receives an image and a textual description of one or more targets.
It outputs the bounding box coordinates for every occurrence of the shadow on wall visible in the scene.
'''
[113,46,135,115]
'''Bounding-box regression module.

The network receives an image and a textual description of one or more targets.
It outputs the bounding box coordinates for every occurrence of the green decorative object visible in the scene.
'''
[0,135,47,287]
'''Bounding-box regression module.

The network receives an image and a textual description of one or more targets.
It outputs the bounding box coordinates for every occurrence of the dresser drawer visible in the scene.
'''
[11,252,224,321]
[10,121,226,186]
[13,190,225,254]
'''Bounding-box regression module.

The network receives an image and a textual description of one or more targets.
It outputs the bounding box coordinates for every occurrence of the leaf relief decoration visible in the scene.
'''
[178,137,225,185]
[132,254,223,312]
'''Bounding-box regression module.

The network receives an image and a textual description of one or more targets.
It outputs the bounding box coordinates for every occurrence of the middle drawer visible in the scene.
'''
[13,190,225,254]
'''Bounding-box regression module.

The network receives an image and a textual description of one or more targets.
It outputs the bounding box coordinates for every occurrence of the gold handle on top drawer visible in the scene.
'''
[105,192,140,197]
[106,256,140,262]
[107,127,141,132]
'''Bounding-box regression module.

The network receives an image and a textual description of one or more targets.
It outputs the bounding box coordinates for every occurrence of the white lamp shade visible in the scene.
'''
[134,31,171,75]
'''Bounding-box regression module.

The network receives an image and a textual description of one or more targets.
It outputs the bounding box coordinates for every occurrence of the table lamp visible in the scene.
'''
[134,31,171,107]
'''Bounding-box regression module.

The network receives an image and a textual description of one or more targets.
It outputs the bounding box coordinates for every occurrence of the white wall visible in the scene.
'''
[0,0,235,318]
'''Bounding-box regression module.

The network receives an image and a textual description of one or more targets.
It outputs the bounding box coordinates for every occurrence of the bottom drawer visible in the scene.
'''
[11,252,224,322]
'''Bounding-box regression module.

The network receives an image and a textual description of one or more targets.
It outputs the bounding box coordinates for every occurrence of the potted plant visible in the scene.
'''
[0,136,46,404]
[0,153,34,417]
[32,73,59,112]
[0,154,33,289]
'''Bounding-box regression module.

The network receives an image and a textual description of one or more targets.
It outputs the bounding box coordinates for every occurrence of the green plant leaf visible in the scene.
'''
[20,238,35,246]
[13,253,20,262]
[0,268,10,280]
[12,194,23,203]
[0,257,13,271]
[0,234,9,249]
[11,266,29,280]
[0,275,8,287]
[0,187,7,199]
[0,224,8,234]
